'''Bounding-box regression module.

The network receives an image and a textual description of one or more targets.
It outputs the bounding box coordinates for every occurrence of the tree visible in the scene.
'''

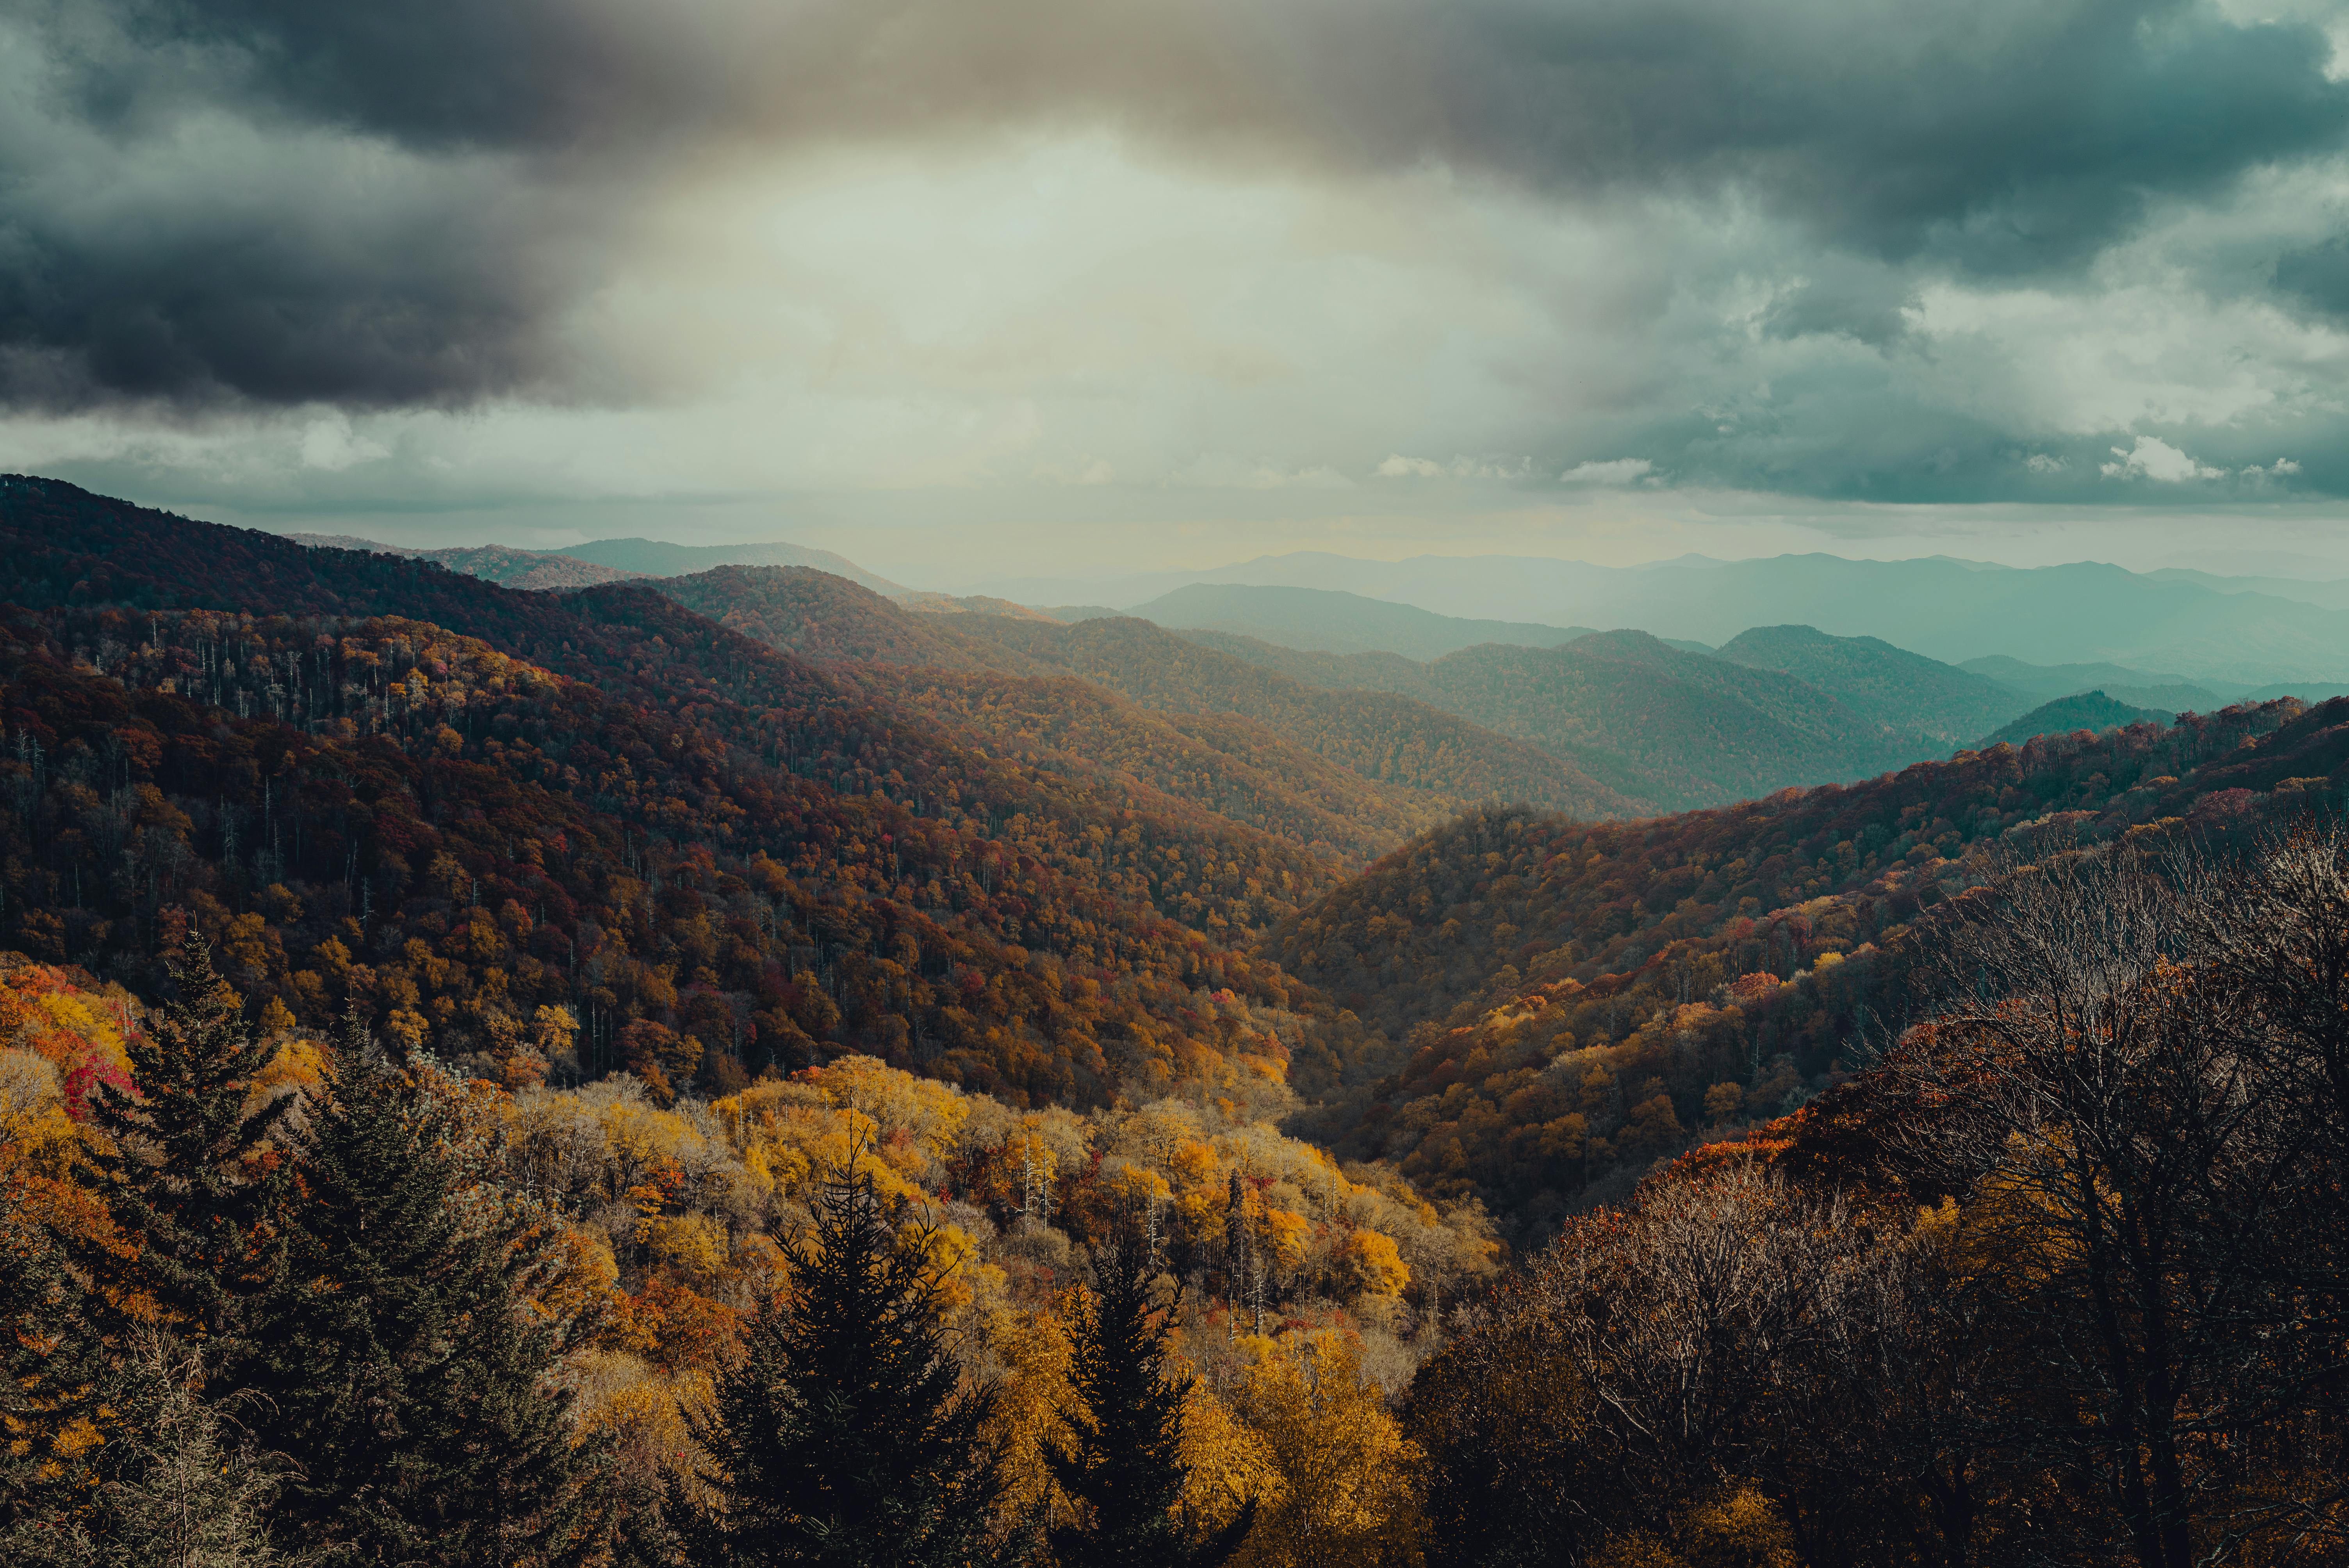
[688,1166,1009,1567]
[1232,1336,1424,1568]
[1048,1238,1250,1568]
[1896,845,2320,1568]
[5,1337,286,1568]
[82,930,292,1347]
[0,1213,108,1552]
[235,1010,590,1567]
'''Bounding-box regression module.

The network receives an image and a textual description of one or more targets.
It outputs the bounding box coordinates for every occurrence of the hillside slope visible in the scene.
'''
[1977,690,2171,748]
[642,567,1641,823]
[1183,626,1930,811]
[564,535,905,593]
[949,614,1643,819]
[1273,697,2331,1235]
[282,534,644,590]
[0,476,1419,1105]
[1718,623,2029,745]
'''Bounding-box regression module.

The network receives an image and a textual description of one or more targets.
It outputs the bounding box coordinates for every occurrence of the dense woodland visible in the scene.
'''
[2,475,2344,1566]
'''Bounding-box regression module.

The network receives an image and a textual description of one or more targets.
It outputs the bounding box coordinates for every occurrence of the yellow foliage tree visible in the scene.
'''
[1231,1335,1424,1568]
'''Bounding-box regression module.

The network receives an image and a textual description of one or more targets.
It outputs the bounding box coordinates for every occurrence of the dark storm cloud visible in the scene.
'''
[5,0,2347,413]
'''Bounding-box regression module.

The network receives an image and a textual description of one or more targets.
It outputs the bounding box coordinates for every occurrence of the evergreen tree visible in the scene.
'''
[234,1011,589,1568]
[82,930,292,1346]
[3,1334,289,1568]
[689,1168,1009,1567]
[0,1213,108,1556]
[1046,1240,1250,1568]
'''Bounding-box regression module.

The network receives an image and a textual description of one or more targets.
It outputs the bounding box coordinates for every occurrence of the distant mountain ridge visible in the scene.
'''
[1127,583,1595,660]
[1718,623,2029,745]
[971,549,2349,684]
[283,534,642,591]
[564,536,906,594]
[1180,625,1934,812]
[645,567,1642,844]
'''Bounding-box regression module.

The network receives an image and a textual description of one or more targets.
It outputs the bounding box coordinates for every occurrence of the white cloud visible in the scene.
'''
[2099,435,2226,483]
[1375,453,1535,480]
[1166,454,1354,489]
[1561,457,1654,485]
[2025,453,2066,473]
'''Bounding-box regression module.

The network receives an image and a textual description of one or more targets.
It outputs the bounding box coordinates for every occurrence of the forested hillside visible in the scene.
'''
[1183,625,1928,810]
[1716,623,2028,744]
[651,568,1640,821]
[1410,832,2349,1564]
[2,474,2345,1566]
[1976,688,2172,748]
[0,949,1487,1565]
[1276,697,2334,1238]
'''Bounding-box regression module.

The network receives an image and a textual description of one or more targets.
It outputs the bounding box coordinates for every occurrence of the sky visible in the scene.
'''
[9,0,2349,591]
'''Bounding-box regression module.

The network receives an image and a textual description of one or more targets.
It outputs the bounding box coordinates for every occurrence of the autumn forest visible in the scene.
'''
[2,477,2346,1568]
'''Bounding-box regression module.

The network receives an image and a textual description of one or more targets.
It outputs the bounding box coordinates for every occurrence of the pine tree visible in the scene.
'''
[0,1213,108,1555]
[82,930,292,1346]
[234,1011,590,1568]
[1046,1239,1250,1568]
[689,1168,1009,1567]
[4,1335,287,1568]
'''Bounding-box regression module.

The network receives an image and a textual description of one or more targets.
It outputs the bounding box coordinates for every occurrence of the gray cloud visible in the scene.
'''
[5,0,2349,470]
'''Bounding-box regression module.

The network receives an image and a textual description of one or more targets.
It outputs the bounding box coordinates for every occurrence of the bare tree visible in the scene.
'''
[1893,843,2327,1568]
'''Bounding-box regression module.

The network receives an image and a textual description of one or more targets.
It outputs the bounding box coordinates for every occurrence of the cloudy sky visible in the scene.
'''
[9,0,2349,588]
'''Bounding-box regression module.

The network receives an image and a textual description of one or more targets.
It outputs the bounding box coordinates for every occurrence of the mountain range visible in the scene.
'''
[7,471,2348,1242]
[970,550,2349,686]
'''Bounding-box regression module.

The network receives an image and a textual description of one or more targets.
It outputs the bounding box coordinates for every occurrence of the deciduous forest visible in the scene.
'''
[2,478,2344,1566]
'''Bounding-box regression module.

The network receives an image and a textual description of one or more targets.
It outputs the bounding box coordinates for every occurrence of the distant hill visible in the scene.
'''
[1126,583,1593,660]
[2241,681,2349,704]
[1959,653,2236,703]
[283,534,640,591]
[563,536,905,594]
[653,566,1030,672]
[895,591,1058,621]
[2104,682,2232,712]
[645,568,1640,842]
[978,550,2349,685]
[1976,691,2171,749]
[912,613,1645,821]
[1179,626,1932,811]
[1718,624,2030,745]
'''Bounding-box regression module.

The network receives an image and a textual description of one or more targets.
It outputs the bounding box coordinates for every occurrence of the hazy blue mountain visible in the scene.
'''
[1716,624,2030,745]
[564,536,904,593]
[2102,682,2233,712]
[1179,625,1935,812]
[2143,567,2349,612]
[1977,691,2172,750]
[1958,653,2237,702]
[971,551,2349,684]
[2240,681,2349,704]
[1127,583,1593,660]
